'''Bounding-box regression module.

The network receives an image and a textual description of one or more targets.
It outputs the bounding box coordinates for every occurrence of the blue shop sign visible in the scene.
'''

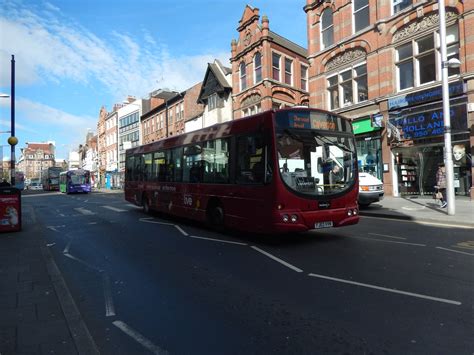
[388,81,465,110]
[389,103,467,140]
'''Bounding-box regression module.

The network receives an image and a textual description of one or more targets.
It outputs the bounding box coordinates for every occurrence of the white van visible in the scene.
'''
[358,172,384,207]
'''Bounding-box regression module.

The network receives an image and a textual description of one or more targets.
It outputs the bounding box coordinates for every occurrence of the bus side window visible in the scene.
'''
[236,135,265,184]
[144,153,152,181]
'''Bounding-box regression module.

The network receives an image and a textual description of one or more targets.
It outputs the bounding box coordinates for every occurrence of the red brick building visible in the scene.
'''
[17,142,56,180]
[305,0,473,198]
[231,5,309,119]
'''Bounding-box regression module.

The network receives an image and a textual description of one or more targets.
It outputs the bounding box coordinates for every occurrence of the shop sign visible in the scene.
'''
[352,117,380,135]
[388,81,465,110]
[388,103,467,140]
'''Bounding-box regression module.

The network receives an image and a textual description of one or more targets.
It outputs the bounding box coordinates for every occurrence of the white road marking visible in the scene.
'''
[308,273,461,306]
[251,246,303,273]
[189,235,248,246]
[63,253,102,272]
[127,204,141,209]
[63,239,73,254]
[88,222,98,225]
[436,246,474,256]
[101,205,127,212]
[368,232,406,240]
[113,320,168,355]
[59,213,65,217]
[174,225,188,236]
[102,273,116,317]
[139,218,174,226]
[74,207,95,215]
[352,235,426,247]
[362,216,474,230]
[46,226,59,232]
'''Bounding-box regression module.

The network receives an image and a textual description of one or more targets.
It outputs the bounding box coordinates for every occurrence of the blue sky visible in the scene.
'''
[0,0,307,159]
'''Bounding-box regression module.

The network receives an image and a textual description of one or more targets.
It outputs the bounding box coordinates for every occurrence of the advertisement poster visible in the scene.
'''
[0,191,21,232]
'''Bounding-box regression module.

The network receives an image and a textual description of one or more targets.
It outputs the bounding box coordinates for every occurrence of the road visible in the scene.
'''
[23,191,474,354]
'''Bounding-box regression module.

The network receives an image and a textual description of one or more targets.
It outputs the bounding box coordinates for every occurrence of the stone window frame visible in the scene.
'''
[353,0,370,34]
[240,61,247,91]
[392,0,412,16]
[326,61,368,110]
[254,52,262,84]
[320,7,334,50]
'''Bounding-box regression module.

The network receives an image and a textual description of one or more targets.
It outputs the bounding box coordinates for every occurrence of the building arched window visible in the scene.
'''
[240,62,247,91]
[321,7,334,50]
[254,52,262,84]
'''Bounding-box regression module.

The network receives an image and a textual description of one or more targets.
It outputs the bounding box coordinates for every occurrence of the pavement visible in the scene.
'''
[1,190,472,355]
[359,195,474,228]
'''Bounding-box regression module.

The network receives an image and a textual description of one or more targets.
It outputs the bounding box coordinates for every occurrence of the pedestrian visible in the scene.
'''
[436,164,447,208]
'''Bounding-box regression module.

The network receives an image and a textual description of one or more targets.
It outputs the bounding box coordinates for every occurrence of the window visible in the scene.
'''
[393,0,411,14]
[254,52,262,83]
[240,62,247,90]
[284,58,293,85]
[272,53,281,81]
[236,135,267,184]
[203,139,229,183]
[300,65,308,91]
[321,7,334,49]
[395,25,459,91]
[242,103,261,117]
[208,93,223,111]
[353,0,369,33]
[327,63,368,110]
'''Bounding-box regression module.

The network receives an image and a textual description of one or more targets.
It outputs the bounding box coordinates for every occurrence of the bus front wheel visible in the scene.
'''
[207,201,224,229]
[142,194,150,214]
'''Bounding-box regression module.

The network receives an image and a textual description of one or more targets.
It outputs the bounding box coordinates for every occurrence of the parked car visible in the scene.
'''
[358,172,384,207]
[28,182,43,190]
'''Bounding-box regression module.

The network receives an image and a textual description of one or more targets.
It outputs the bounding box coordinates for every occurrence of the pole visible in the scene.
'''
[439,1,455,215]
[10,55,15,187]
[165,100,169,138]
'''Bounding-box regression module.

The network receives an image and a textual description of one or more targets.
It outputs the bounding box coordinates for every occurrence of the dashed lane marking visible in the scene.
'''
[454,241,474,250]
[368,232,406,240]
[102,273,116,317]
[113,320,168,355]
[308,273,461,306]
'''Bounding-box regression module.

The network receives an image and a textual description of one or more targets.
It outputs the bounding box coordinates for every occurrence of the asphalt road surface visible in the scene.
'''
[23,191,474,354]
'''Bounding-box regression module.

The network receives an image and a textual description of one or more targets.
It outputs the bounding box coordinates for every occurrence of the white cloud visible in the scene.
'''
[0,0,230,101]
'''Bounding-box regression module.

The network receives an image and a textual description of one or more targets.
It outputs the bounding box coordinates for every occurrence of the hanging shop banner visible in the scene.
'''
[388,81,465,110]
[388,101,467,140]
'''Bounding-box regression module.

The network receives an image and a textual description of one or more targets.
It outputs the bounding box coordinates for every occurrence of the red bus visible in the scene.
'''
[125,108,359,233]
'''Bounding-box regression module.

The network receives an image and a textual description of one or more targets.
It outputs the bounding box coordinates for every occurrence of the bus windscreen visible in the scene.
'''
[275,110,357,196]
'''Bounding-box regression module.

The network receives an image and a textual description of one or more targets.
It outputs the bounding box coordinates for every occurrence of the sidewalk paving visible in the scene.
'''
[359,195,474,227]
[0,204,98,355]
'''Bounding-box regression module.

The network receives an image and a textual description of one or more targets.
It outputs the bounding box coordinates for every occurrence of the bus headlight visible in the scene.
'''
[291,214,298,223]
[282,214,289,223]
[347,209,353,216]
[353,208,358,215]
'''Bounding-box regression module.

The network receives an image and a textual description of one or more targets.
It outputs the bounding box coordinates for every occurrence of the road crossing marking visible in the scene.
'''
[251,246,303,273]
[74,207,95,215]
[113,320,168,355]
[308,273,461,306]
[174,225,189,236]
[101,205,127,212]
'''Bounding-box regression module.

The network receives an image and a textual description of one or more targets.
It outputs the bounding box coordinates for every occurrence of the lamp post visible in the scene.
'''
[439,1,461,216]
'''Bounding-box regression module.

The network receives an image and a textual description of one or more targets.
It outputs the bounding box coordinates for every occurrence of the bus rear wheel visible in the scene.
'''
[207,202,224,229]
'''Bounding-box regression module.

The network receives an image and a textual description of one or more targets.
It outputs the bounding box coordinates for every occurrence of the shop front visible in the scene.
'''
[388,81,471,197]
[352,116,383,180]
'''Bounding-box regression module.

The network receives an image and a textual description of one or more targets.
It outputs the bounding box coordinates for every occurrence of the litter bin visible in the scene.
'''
[0,187,21,232]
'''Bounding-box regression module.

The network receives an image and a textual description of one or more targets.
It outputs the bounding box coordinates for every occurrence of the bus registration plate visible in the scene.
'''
[315,221,333,229]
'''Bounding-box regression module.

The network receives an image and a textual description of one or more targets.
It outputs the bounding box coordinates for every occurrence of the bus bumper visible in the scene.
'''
[273,208,359,233]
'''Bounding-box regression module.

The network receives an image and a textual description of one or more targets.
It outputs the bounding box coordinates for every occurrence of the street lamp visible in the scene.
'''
[439,1,461,216]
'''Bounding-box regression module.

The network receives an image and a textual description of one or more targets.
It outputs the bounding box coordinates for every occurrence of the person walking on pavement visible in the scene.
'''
[436,164,447,208]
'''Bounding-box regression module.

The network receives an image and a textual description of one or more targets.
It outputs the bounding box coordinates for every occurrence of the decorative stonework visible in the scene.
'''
[326,49,366,71]
[393,11,458,42]
[242,93,261,107]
